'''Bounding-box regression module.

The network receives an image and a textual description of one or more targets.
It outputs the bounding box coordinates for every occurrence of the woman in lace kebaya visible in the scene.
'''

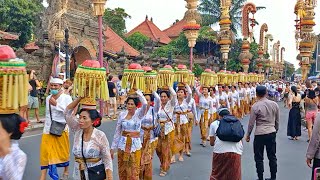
[195,85,213,147]
[139,91,160,180]
[172,84,192,162]
[65,98,113,180]
[0,114,28,180]
[156,87,177,177]
[111,90,147,180]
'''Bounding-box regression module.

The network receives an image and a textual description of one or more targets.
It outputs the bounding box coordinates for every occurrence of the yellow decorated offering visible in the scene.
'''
[200,69,214,87]
[122,63,145,92]
[0,45,29,114]
[188,70,195,86]
[174,64,189,84]
[73,60,109,106]
[157,65,175,88]
[143,66,157,93]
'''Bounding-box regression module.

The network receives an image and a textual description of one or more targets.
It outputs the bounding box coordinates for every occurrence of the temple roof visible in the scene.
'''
[163,19,188,39]
[127,16,172,45]
[0,31,19,40]
[24,42,39,53]
[105,26,140,57]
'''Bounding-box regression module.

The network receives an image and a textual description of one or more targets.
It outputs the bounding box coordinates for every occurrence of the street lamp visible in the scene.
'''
[92,0,107,116]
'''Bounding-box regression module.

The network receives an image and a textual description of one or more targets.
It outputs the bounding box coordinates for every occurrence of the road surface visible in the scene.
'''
[21,102,310,180]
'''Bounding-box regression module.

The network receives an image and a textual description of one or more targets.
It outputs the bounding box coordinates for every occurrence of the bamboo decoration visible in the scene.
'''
[73,60,109,106]
[200,69,214,87]
[144,67,157,93]
[0,45,28,114]
[157,65,175,88]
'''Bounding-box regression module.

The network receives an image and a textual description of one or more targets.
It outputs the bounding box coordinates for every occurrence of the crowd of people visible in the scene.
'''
[3,69,320,180]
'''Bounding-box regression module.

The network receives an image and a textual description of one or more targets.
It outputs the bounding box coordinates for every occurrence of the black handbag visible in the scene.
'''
[152,109,161,137]
[81,132,106,180]
[49,104,66,136]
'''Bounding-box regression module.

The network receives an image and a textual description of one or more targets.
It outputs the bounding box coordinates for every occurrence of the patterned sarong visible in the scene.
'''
[156,129,174,173]
[118,149,141,180]
[210,152,241,180]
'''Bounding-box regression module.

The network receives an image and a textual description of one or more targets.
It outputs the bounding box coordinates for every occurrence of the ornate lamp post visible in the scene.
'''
[218,0,232,71]
[92,0,107,115]
[183,0,200,71]
[239,3,257,73]
[294,0,316,81]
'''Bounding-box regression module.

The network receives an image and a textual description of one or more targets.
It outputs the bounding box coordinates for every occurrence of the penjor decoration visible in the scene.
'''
[0,45,29,114]
[218,0,232,71]
[294,0,317,81]
[239,3,257,73]
[183,0,201,71]
[73,60,109,106]
[257,23,268,74]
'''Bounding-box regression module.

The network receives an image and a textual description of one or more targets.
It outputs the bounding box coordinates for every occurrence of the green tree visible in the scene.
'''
[193,63,204,77]
[198,0,265,35]
[103,7,131,37]
[125,32,149,51]
[249,41,259,72]
[226,39,242,71]
[0,0,43,48]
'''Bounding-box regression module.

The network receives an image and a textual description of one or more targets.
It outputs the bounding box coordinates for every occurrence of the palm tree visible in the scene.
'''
[198,0,265,36]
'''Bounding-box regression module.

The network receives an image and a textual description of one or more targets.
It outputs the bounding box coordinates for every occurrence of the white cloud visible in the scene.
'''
[106,0,320,69]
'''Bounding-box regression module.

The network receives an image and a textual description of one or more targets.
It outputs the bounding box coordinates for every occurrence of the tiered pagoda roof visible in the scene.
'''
[0,30,19,40]
[24,42,39,53]
[105,26,140,57]
[127,16,172,45]
[163,19,188,39]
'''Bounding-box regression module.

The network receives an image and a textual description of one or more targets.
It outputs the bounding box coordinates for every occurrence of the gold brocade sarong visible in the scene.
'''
[187,112,194,150]
[118,149,141,180]
[200,109,209,141]
[238,100,245,118]
[232,106,239,118]
[172,112,188,155]
[244,100,250,115]
[156,124,174,173]
[122,131,140,162]
[208,112,217,127]
[140,137,158,180]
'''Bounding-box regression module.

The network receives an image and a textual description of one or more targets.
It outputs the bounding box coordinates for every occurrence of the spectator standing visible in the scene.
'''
[105,75,117,120]
[116,75,126,110]
[27,70,42,123]
[246,86,279,180]
[306,113,320,180]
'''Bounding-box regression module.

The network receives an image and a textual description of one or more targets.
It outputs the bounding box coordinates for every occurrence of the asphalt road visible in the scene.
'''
[21,102,311,180]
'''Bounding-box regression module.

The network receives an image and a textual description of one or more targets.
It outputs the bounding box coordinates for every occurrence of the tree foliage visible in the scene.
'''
[193,63,204,77]
[226,39,242,71]
[198,0,265,35]
[125,32,149,51]
[0,0,43,48]
[103,7,131,37]
[151,26,217,58]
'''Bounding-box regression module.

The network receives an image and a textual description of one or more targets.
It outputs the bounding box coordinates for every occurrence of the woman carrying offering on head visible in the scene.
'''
[111,90,147,180]
[156,86,177,177]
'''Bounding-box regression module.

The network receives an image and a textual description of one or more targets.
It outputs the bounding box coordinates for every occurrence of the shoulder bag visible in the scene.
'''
[152,109,161,137]
[49,103,66,136]
[81,132,106,180]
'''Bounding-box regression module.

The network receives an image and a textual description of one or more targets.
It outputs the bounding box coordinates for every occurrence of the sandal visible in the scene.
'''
[159,171,166,177]
[178,156,184,162]
[60,173,69,180]
[186,152,192,157]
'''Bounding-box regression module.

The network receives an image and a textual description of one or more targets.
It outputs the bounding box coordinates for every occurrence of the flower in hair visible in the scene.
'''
[93,118,101,126]
[19,122,28,133]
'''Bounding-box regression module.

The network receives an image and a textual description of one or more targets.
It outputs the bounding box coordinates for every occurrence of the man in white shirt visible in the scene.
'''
[39,78,73,180]
[209,108,243,180]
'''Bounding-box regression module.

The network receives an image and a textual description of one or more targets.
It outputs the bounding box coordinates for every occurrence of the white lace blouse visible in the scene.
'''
[65,110,113,179]
[158,87,177,135]
[111,92,147,152]
[140,92,160,144]
[0,140,27,180]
